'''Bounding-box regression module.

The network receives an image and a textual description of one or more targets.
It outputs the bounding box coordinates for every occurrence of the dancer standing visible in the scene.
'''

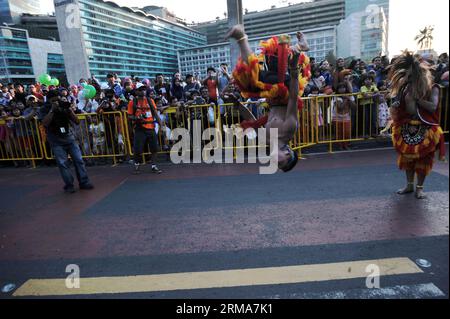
[389,51,446,199]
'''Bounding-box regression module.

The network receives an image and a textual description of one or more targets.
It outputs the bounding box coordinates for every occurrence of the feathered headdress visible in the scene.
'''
[387,50,433,100]
[233,34,311,111]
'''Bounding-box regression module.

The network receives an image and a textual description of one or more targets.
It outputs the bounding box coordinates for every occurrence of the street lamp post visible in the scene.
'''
[227,0,243,70]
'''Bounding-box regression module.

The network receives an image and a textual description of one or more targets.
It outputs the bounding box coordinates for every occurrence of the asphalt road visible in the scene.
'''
[0,147,448,299]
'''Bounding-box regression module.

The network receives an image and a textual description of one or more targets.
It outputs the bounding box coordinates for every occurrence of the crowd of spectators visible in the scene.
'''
[0,51,448,166]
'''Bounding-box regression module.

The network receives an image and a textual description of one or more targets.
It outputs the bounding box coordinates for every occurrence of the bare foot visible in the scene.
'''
[397,184,414,195]
[225,24,246,41]
[296,32,309,52]
[415,186,426,199]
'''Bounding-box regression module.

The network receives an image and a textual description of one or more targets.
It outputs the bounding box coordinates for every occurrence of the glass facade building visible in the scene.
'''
[178,27,336,78]
[193,0,344,45]
[0,0,41,24]
[337,0,389,61]
[47,53,65,77]
[0,26,34,84]
[55,0,206,84]
[345,0,389,19]
[359,8,388,61]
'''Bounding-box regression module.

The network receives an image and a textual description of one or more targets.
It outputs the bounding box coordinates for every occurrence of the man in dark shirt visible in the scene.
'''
[183,74,201,101]
[13,83,27,105]
[154,74,171,105]
[38,90,94,193]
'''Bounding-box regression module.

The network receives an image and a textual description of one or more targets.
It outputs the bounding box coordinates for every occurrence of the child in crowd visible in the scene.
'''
[0,85,12,106]
[332,82,356,150]
[375,80,390,134]
[89,115,106,156]
[155,97,170,151]
[308,86,325,127]
[358,75,379,137]
[319,61,334,95]
[308,66,326,94]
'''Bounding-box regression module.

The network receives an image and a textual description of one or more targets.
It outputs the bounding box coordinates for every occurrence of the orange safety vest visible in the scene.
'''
[127,98,156,130]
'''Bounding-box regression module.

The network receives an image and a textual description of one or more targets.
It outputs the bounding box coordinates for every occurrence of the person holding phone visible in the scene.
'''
[202,67,219,104]
[154,74,171,105]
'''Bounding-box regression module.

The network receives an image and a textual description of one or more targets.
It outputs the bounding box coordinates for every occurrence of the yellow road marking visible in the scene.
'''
[13,257,422,297]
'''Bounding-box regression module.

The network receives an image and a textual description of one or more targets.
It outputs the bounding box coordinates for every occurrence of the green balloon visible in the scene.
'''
[81,82,87,88]
[81,89,91,99]
[50,78,59,86]
[38,74,51,85]
[85,85,96,98]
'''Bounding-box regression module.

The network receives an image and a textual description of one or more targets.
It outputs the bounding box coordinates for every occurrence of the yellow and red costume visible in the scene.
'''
[391,84,445,176]
[232,35,311,129]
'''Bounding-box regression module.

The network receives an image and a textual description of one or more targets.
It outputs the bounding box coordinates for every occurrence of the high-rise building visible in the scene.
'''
[345,0,389,19]
[337,0,389,61]
[178,26,336,78]
[193,0,344,45]
[137,6,187,26]
[54,0,206,85]
[46,53,65,78]
[19,14,60,41]
[0,0,41,24]
[28,37,65,85]
[0,26,34,84]
[0,25,66,86]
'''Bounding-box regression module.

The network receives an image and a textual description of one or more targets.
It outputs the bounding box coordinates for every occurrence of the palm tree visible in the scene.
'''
[415,26,434,50]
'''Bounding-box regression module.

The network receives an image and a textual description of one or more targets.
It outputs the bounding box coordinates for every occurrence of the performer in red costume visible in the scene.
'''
[389,51,446,199]
[225,24,311,172]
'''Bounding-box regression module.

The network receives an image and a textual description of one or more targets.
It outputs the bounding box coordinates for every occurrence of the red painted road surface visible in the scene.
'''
[0,148,448,263]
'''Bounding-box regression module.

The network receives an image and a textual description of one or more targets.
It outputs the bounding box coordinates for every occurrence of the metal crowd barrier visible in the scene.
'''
[0,117,44,166]
[123,103,221,163]
[218,102,269,160]
[42,111,127,164]
[312,91,392,152]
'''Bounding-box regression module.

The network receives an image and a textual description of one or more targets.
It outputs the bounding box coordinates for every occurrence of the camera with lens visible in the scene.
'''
[55,101,72,114]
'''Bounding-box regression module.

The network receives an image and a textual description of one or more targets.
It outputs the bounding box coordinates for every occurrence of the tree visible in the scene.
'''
[415,26,434,50]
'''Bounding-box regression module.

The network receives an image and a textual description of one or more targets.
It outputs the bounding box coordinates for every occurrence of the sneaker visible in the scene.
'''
[151,166,162,174]
[80,183,94,190]
[64,185,76,194]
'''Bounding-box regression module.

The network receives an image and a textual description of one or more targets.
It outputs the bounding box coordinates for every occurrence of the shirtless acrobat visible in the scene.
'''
[225,24,310,172]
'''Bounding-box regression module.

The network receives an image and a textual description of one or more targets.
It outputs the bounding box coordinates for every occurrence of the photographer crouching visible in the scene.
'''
[38,89,94,193]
